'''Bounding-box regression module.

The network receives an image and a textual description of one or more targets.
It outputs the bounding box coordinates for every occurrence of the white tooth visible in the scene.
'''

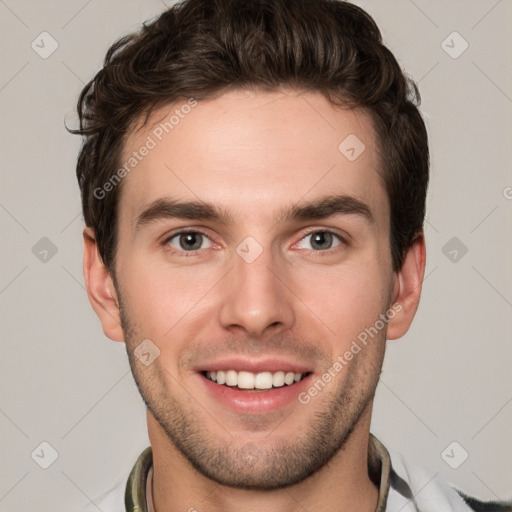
[284,372,295,385]
[272,371,285,387]
[216,370,226,385]
[294,373,302,382]
[206,371,211,380]
[255,372,273,389]
[225,370,238,386]
[210,371,217,382]
[237,371,255,389]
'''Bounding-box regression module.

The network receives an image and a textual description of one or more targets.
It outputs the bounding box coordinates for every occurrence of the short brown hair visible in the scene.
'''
[69,0,429,273]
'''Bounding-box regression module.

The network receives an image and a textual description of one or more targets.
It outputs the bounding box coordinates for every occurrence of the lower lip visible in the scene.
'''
[197,373,313,414]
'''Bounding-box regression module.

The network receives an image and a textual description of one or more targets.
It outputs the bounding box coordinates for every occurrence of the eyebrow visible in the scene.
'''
[135,194,375,231]
[281,195,375,224]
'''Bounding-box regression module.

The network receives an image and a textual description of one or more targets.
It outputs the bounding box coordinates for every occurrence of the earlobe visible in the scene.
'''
[386,232,426,340]
[83,227,125,342]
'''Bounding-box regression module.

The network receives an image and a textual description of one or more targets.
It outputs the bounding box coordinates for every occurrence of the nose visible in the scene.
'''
[218,244,295,338]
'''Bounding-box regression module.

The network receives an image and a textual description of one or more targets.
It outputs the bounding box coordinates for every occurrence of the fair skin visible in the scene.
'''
[83,88,425,512]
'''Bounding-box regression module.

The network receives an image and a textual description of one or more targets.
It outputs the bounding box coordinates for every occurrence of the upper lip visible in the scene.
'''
[195,357,313,374]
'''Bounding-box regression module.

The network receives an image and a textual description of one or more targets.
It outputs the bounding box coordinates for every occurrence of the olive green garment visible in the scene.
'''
[124,433,391,512]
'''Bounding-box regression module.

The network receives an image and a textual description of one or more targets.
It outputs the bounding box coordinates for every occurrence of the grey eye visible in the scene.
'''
[297,231,342,251]
[168,232,212,251]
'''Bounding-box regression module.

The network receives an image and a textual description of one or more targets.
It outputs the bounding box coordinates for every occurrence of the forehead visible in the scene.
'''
[119,88,388,228]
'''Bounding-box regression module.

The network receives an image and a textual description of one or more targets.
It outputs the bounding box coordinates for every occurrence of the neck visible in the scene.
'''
[147,406,380,512]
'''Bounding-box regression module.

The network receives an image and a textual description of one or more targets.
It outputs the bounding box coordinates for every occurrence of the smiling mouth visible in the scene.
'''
[202,370,312,391]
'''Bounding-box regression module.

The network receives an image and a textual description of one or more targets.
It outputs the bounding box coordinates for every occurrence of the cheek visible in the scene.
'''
[119,257,219,338]
[292,263,391,343]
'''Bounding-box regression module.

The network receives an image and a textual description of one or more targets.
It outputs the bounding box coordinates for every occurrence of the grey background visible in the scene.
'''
[0,0,511,510]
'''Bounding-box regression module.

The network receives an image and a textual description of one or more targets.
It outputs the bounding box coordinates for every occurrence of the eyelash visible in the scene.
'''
[162,229,213,257]
[162,228,348,257]
[294,230,347,252]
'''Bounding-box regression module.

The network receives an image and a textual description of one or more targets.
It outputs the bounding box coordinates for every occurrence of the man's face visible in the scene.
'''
[111,89,397,488]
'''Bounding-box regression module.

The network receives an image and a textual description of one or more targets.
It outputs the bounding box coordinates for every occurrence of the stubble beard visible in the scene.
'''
[118,295,385,490]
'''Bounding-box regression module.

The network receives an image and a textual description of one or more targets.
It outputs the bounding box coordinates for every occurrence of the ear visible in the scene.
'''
[83,227,125,342]
[386,232,426,340]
